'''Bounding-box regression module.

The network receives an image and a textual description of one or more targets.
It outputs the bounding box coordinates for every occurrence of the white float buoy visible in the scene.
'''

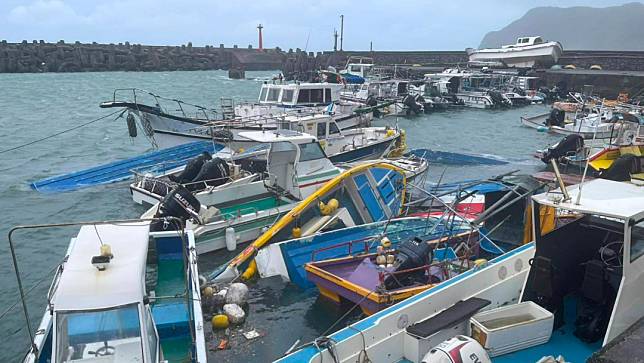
[225,227,237,251]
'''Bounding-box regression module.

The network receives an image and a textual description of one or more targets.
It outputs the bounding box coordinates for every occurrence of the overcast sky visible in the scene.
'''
[0,0,635,50]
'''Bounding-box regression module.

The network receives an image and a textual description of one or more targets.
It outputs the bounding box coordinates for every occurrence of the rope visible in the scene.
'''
[0,109,124,155]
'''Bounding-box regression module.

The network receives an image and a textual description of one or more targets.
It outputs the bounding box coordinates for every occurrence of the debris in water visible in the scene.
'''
[243,329,261,340]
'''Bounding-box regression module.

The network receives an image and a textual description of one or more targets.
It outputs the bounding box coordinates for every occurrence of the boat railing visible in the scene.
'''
[109,88,219,121]
[377,256,472,291]
[310,237,375,262]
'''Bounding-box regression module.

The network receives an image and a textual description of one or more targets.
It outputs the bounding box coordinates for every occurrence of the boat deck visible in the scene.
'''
[219,195,288,220]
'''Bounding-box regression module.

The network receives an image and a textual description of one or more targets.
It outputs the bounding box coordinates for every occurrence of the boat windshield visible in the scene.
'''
[55,303,143,362]
[631,220,644,262]
[299,142,326,162]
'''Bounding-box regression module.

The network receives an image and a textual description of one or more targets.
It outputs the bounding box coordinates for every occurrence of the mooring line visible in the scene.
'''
[0,109,124,155]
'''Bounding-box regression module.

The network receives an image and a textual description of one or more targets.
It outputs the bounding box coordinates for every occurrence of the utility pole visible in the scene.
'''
[340,15,344,51]
[333,29,338,51]
[257,24,263,51]
[370,41,373,52]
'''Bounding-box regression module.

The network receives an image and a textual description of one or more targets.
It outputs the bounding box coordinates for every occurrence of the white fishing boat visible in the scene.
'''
[341,80,427,116]
[18,221,206,363]
[339,56,375,79]
[467,36,563,68]
[142,130,425,254]
[129,121,406,205]
[99,85,372,149]
[278,178,644,363]
[424,69,510,109]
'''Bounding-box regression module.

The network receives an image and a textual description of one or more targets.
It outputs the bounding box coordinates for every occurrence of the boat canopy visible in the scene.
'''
[238,130,317,145]
[258,82,341,105]
[532,179,644,220]
[52,222,150,311]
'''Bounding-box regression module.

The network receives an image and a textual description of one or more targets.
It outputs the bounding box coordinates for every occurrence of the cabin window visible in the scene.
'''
[534,37,543,44]
[297,89,310,103]
[317,123,326,138]
[631,220,644,262]
[298,142,326,161]
[310,89,324,103]
[325,88,332,102]
[56,304,143,362]
[329,122,340,135]
[351,65,361,72]
[281,89,294,103]
[145,308,158,362]
[259,87,268,102]
[267,88,280,102]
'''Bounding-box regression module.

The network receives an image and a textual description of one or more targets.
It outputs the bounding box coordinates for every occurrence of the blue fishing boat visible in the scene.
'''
[255,217,473,289]
[17,221,206,363]
[31,141,224,192]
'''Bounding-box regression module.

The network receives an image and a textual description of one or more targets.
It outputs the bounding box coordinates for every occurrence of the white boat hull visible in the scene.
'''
[468,42,563,68]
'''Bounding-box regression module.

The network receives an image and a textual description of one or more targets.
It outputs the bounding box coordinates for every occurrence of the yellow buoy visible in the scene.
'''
[386,129,396,137]
[380,237,392,249]
[292,227,302,238]
[474,258,488,268]
[319,198,339,216]
[241,259,257,281]
[211,314,229,329]
[238,147,245,153]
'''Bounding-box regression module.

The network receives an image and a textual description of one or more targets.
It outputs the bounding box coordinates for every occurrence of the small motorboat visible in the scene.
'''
[18,221,206,363]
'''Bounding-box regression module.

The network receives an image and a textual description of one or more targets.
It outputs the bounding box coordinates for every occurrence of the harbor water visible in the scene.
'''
[0,70,558,362]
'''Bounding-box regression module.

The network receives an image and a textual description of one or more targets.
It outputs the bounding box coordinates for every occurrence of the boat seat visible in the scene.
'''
[406,297,490,339]
[575,260,611,343]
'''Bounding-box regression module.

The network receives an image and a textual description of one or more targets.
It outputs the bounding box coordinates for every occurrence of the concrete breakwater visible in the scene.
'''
[4,40,644,75]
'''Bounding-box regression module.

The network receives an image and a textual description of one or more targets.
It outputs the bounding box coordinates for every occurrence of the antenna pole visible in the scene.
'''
[333,29,338,51]
[340,15,344,51]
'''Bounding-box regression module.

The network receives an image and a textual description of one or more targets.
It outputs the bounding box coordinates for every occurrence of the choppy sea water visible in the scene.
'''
[0,70,559,362]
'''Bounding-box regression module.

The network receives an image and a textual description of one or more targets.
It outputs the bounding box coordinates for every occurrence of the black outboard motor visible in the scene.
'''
[169,152,212,183]
[545,108,565,127]
[540,134,584,163]
[598,153,639,181]
[151,185,201,231]
[403,94,422,115]
[487,90,506,108]
[366,95,378,107]
[187,157,230,191]
[384,237,434,290]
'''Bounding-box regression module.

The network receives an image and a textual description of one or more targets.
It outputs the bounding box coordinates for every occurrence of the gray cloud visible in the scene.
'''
[1,0,636,50]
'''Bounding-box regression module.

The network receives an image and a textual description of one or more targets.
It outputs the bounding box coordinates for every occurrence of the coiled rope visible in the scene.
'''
[0,109,125,155]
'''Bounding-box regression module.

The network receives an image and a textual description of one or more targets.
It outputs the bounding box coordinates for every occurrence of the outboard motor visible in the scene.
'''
[187,157,230,191]
[540,134,584,163]
[366,95,378,107]
[169,152,212,183]
[545,108,565,127]
[487,90,506,108]
[403,94,422,115]
[422,335,491,363]
[151,185,201,231]
[384,237,433,290]
[598,153,639,181]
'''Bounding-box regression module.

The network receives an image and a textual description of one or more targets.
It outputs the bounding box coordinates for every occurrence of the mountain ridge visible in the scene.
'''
[479,2,644,50]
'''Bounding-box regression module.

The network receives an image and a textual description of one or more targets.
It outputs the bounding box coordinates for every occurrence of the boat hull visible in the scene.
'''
[468,42,563,68]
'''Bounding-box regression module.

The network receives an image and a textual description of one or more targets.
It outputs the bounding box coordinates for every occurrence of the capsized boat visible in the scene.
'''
[278,178,644,363]
[18,222,206,363]
[210,160,414,282]
[467,36,563,68]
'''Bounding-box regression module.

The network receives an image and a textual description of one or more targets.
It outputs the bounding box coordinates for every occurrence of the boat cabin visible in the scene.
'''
[24,224,205,363]
[504,36,544,48]
[239,130,339,200]
[341,56,375,79]
[519,179,644,359]
[257,82,342,106]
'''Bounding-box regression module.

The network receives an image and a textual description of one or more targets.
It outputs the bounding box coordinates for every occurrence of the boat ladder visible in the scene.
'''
[220,98,236,120]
